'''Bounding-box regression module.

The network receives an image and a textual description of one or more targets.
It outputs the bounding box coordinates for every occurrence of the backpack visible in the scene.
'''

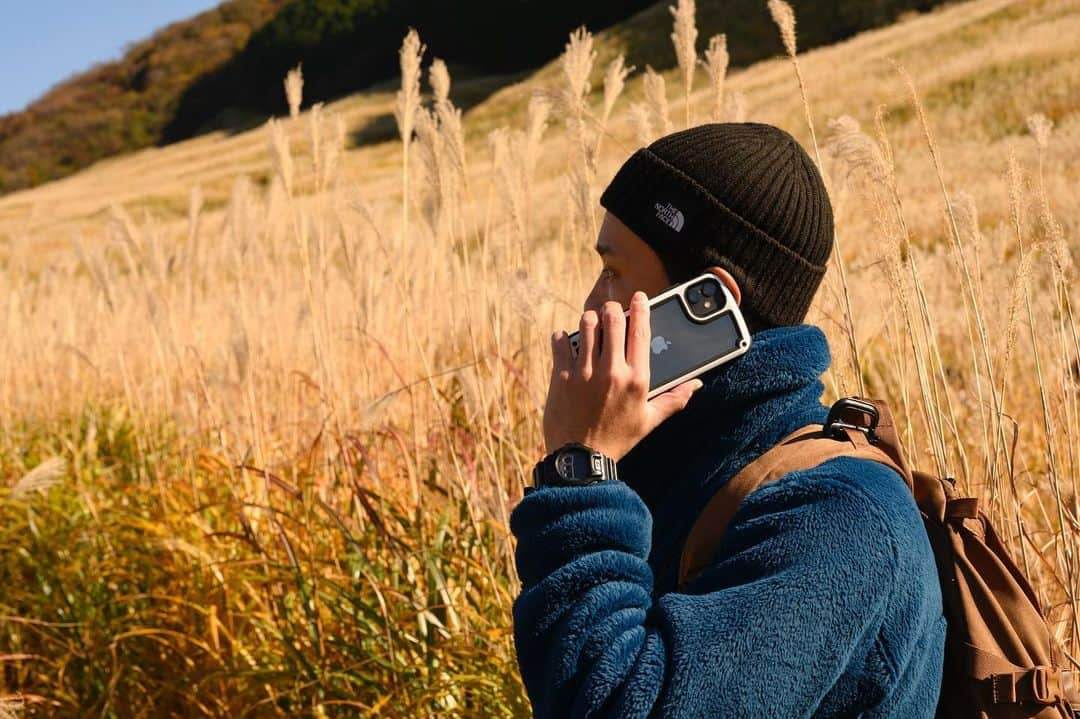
[678,396,1078,718]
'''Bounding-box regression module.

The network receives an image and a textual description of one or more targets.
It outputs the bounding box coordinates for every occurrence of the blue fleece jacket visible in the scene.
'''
[511,324,946,717]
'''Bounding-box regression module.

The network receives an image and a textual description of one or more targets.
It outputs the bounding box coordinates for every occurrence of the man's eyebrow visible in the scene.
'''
[595,242,614,257]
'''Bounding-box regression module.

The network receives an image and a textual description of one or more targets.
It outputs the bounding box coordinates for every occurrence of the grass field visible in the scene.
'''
[1,0,1078,715]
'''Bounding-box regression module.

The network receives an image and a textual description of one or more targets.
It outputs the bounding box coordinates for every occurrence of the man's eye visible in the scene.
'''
[600,267,617,280]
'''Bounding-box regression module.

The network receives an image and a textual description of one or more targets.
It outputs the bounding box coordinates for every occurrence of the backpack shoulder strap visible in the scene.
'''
[677,411,910,591]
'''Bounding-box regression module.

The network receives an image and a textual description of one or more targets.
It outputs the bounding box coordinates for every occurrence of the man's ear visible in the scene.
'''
[703,265,741,306]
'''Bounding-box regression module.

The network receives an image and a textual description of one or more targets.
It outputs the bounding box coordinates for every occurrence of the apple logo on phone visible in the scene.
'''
[651,336,672,355]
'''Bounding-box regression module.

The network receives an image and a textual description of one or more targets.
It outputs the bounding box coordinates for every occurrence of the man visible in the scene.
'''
[511,123,946,717]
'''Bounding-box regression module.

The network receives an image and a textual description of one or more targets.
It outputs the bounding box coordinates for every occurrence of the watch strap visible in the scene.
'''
[532,443,619,487]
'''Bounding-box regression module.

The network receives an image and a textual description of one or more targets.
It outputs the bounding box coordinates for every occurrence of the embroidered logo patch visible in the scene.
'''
[654,202,685,232]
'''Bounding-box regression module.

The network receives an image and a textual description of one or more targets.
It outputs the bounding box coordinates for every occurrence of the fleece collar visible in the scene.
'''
[616,323,833,591]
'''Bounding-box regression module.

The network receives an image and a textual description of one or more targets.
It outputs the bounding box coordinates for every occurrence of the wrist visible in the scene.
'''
[545,437,623,462]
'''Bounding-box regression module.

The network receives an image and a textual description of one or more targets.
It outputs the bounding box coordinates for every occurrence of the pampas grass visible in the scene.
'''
[561,26,600,240]
[8,457,65,500]
[414,106,448,240]
[561,26,596,111]
[703,34,729,123]
[670,0,698,128]
[767,0,797,58]
[284,63,303,120]
[431,58,469,214]
[597,55,634,157]
[769,0,862,397]
[643,66,674,137]
[395,28,427,245]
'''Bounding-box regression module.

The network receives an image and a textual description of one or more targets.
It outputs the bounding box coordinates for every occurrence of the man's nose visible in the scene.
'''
[583,284,603,313]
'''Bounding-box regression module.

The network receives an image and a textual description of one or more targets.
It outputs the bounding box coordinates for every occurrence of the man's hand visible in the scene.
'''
[542,291,704,462]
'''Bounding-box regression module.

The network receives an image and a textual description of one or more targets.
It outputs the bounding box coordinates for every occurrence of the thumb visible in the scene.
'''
[645,379,703,426]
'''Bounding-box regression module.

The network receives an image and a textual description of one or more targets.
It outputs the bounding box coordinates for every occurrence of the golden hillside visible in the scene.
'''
[2,0,1074,256]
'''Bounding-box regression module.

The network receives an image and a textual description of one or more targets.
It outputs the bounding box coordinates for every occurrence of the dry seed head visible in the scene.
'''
[10,456,66,499]
[1039,194,1072,281]
[629,102,655,146]
[430,58,451,105]
[562,26,597,105]
[702,34,729,122]
[602,55,634,125]
[768,0,797,57]
[1025,113,1052,150]
[436,99,467,183]
[488,126,526,237]
[952,190,982,248]
[669,0,698,97]
[414,107,446,233]
[1006,147,1025,238]
[531,87,580,125]
[394,29,426,145]
[824,115,888,185]
[643,66,673,137]
[285,63,303,120]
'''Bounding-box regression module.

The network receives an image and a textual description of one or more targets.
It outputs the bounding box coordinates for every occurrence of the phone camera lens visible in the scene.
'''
[702,281,718,297]
[687,287,703,304]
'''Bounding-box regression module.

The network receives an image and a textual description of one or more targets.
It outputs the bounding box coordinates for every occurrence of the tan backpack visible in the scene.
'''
[678,397,1078,718]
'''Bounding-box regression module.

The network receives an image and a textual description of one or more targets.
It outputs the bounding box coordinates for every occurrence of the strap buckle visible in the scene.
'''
[990,667,1061,705]
[824,397,880,444]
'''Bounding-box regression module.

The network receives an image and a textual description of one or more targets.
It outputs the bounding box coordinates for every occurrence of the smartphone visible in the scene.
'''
[568,271,752,399]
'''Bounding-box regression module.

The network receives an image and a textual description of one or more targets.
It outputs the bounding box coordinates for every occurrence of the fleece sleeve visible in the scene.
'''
[510,460,902,719]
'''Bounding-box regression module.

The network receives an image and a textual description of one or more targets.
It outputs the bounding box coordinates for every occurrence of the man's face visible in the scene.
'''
[583,212,672,312]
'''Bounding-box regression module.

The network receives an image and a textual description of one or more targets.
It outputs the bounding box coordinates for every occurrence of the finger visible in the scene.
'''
[626,291,651,375]
[599,301,627,372]
[551,331,572,379]
[646,378,704,426]
[576,310,600,377]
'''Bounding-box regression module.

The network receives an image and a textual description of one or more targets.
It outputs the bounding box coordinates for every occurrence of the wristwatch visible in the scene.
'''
[532,442,619,488]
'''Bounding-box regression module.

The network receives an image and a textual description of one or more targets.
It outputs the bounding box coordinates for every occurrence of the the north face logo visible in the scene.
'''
[654,202,685,232]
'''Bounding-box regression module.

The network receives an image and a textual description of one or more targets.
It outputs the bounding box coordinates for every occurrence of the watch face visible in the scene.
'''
[556,448,597,482]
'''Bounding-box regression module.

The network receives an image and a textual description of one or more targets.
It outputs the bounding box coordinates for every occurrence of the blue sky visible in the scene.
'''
[1,1,223,116]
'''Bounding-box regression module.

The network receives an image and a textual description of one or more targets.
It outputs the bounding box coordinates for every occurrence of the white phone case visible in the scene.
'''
[568,271,752,399]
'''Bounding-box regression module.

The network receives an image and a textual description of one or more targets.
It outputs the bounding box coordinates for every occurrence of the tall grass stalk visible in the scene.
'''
[769,0,864,397]
[703,34,729,123]
[670,0,698,128]
[395,29,426,247]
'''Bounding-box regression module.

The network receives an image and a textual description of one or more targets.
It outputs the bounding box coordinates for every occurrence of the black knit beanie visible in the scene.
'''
[599,122,833,329]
